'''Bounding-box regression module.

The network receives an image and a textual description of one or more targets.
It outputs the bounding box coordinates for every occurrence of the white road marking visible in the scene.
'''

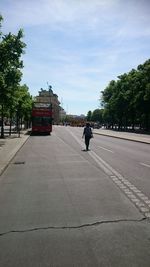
[65,127,150,218]
[90,151,113,176]
[59,160,89,164]
[140,162,150,168]
[98,146,114,153]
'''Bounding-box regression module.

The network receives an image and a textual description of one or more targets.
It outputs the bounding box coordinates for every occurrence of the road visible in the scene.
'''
[0,125,150,267]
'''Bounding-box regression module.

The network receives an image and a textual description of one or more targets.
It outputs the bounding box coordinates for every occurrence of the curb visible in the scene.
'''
[93,131,150,145]
[0,133,30,176]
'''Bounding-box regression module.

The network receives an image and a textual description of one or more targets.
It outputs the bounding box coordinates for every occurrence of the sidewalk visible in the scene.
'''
[93,128,150,144]
[0,130,30,176]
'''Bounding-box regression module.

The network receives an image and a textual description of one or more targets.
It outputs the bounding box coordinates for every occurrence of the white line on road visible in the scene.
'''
[65,127,150,218]
[140,162,150,168]
[98,146,114,153]
[59,160,89,164]
[90,151,113,176]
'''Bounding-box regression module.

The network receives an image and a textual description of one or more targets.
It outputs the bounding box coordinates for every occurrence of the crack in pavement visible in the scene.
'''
[0,217,147,237]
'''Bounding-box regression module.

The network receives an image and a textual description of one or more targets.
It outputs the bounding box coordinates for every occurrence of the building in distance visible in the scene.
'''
[35,87,61,124]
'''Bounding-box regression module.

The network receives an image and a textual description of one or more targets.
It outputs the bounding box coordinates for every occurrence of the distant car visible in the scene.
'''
[94,123,101,129]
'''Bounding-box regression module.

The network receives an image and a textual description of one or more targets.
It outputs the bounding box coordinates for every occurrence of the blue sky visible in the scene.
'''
[1,0,150,115]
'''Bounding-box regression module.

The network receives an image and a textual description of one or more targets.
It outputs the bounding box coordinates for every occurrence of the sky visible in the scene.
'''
[1,0,150,115]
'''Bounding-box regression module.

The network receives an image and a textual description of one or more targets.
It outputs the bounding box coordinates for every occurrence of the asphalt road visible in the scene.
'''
[0,126,150,267]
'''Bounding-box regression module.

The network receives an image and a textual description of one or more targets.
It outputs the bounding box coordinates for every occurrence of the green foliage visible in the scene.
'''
[101,59,150,131]
[0,15,32,137]
[86,110,92,121]
[91,109,103,123]
[15,84,33,120]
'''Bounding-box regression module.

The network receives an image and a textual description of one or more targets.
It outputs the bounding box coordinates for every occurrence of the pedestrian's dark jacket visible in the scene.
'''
[83,124,93,138]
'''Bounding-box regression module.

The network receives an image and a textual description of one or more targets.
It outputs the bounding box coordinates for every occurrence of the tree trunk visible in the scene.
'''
[9,112,12,136]
[145,113,149,131]
[131,113,135,131]
[0,104,4,138]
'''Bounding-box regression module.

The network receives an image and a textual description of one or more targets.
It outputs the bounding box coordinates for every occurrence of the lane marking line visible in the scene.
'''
[58,160,89,164]
[65,127,150,218]
[140,162,150,168]
[89,151,113,176]
[98,146,114,153]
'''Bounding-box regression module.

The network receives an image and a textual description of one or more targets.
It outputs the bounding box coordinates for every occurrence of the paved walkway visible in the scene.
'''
[93,128,150,144]
[0,128,150,176]
[0,130,30,176]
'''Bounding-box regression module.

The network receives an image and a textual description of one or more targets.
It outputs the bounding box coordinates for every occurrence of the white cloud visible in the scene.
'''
[1,0,150,114]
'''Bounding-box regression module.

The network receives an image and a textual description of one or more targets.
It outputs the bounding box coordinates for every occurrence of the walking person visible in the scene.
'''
[82,123,93,151]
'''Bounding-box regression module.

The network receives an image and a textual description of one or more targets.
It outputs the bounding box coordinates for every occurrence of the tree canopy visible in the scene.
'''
[0,15,33,137]
[101,59,150,131]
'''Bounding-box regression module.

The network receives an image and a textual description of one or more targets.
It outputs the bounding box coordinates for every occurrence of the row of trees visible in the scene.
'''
[0,15,33,138]
[87,59,150,132]
[86,109,103,123]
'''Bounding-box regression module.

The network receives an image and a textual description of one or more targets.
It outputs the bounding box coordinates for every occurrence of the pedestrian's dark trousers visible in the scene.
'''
[85,136,90,150]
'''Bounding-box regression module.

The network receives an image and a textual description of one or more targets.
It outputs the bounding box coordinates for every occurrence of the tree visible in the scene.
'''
[136,60,150,130]
[15,84,33,130]
[101,59,150,132]
[101,80,117,129]
[86,110,92,121]
[91,109,103,123]
[0,15,26,138]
